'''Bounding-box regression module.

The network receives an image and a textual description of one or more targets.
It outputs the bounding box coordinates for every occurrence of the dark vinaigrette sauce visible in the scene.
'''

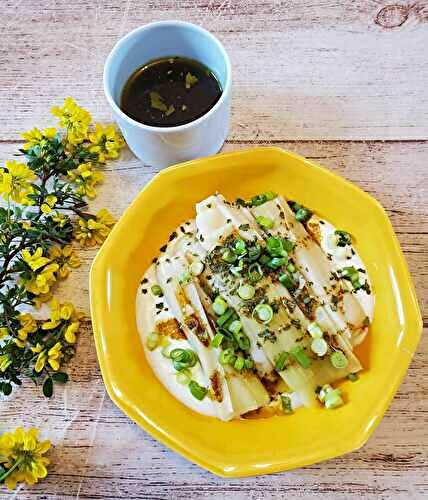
[120,56,222,127]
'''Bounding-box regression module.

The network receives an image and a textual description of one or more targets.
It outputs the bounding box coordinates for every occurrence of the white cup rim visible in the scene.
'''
[103,20,231,134]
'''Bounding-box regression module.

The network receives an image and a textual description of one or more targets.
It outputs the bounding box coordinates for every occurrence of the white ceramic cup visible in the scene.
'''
[103,21,231,168]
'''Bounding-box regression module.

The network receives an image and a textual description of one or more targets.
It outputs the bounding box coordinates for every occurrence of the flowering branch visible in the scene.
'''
[0,97,125,397]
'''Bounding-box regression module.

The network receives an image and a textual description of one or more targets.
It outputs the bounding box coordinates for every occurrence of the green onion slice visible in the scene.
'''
[188,380,207,400]
[211,333,224,348]
[248,244,262,261]
[219,348,236,365]
[238,283,255,300]
[279,273,296,291]
[151,284,163,297]
[253,304,274,324]
[295,207,312,223]
[275,351,289,372]
[222,248,237,263]
[244,358,254,369]
[324,388,343,409]
[255,215,274,229]
[228,320,242,335]
[190,261,204,276]
[146,332,159,351]
[268,257,287,269]
[213,296,228,316]
[233,238,247,255]
[335,230,352,247]
[233,330,251,351]
[230,258,244,276]
[216,307,235,327]
[307,322,323,339]
[347,373,359,382]
[281,395,293,414]
[234,356,245,371]
[248,263,263,283]
[311,338,328,357]
[266,236,287,257]
[290,345,311,368]
[330,351,348,369]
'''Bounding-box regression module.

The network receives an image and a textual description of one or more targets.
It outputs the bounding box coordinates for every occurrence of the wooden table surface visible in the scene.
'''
[1,1,427,498]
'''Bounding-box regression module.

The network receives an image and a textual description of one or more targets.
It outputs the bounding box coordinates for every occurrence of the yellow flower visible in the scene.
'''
[88,123,125,163]
[67,162,104,199]
[51,97,91,145]
[34,342,63,373]
[0,427,50,490]
[21,127,57,150]
[41,194,58,214]
[74,208,115,247]
[51,211,68,228]
[0,327,9,341]
[64,322,80,344]
[49,244,81,279]
[22,262,59,295]
[21,220,31,230]
[14,313,38,348]
[0,160,36,205]
[0,354,12,372]
[21,247,50,271]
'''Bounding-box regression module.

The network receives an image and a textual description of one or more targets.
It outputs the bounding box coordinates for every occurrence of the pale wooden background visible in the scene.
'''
[1,1,427,499]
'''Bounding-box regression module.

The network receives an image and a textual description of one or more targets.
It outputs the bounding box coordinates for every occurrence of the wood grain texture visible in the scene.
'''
[0,0,427,498]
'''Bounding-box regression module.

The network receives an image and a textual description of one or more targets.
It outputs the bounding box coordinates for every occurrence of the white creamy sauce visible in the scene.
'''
[135,201,375,420]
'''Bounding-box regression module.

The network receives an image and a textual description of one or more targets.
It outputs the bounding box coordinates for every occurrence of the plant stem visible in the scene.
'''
[0,457,25,484]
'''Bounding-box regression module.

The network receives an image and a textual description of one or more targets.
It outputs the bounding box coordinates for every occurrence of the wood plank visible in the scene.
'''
[2,324,426,498]
[1,140,426,320]
[1,1,428,140]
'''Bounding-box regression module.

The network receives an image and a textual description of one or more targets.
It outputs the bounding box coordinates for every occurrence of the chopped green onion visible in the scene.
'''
[233,330,251,351]
[176,369,191,385]
[178,271,191,285]
[216,307,235,327]
[335,230,352,247]
[307,322,323,339]
[287,263,296,273]
[291,345,311,368]
[340,266,361,289]
[211,333,224,348]
[146,332,159,351]
[295,207,312,223]
[248,244,262,261]
[279,273,297,291]
[324,388,344,409]
[219,348,236,365]
[275,351,289,372]
[281,395,293,414]
[233,239,247,255]
[255,215,274,229]
[318,384,333,403]
[259,254,271,265]
[161,344,173,358]
[268,257,287,269]
[266,236,287,257]
[170,348,198,371]
[228,320,242,335]
[311,338,328,357]
[347,372,359,382]
[230,258,244,276]
[248,263,263,283]
[188,380,207,400]
[151,284,163,297]
[244,358,254,369]
[190,261,204,276]
[213,296,228,316]
[234,356,245,371]
[330,351,348,369]
[238,284,255,300]
[289,201,301,213]
[254,304,274,324]
[283,239,294,253]
[250,192,277,207]
[222,248,237,263]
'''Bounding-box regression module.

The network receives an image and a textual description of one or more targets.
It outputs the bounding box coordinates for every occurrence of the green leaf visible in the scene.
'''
[1,382,12,396]
[42,377,54,397]
[52,372,68,383]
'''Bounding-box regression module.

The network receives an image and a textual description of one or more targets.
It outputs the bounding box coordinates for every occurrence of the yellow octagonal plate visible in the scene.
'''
[90,147,422,477]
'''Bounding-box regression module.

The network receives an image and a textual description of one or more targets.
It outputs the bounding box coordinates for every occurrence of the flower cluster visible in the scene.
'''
[0,427,51,490]
[0,97,125,398]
